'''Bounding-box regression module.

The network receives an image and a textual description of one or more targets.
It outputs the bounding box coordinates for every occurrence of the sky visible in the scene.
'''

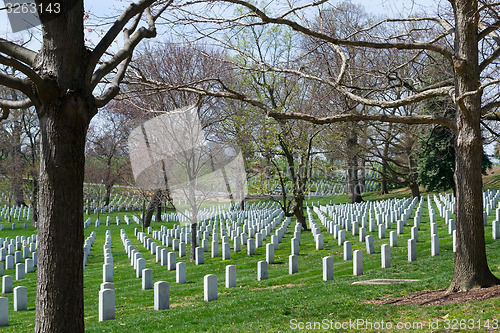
[0,0,496,157]
[0,0,445,42]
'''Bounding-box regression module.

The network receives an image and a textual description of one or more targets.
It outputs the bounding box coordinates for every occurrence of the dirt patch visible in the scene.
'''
[366,285,500,306]
[352,279,420,285]
[485,166,500,176]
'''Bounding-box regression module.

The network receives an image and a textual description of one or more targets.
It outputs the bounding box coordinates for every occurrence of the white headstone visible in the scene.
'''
[5,256,13,270]
[291,238,299,255]
[247,238,255,256]
[322,256,333,281]
[365,235,375,254]
[0,297,8,326]
[168,252,176,271]
[378,224,386,239]
[289,255,298,274]
[271,235,278,250]
[397,220,404,234]
[389,231,397,247]
[142,269,153,290]
[179,242,186,257]
[225,265,236,288]
[408,239,417,262]
[431,234,439,256]
[448,219,455,235]
[234,237,241,252]
[103,263,113,283]
[176,262,186,284]
[222,242,230,260]
[161,248,168,266]
[15,263,25,280]
[2,276,12,293]
[381,244,390,268]
[195,247,204,265]
[353,250,363,276]
[136,258,145,278]
[338,230,345,245]
[430,223,437,235]
[411,226,418,242]
[316,234,324,250]
[100,282,114,290]
[13,286,27,311]
[343,241,352,261]
[266,243,274,264]
[204,274,217,302]
[99,289,115,321]
[154,281,169,310]
[211,241,219,258]
[257,261,268,281]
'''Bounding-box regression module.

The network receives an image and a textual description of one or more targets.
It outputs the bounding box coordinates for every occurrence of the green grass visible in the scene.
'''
[1,195,499,332]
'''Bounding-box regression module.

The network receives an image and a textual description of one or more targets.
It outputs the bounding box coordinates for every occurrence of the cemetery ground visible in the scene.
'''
[1,192,499,332]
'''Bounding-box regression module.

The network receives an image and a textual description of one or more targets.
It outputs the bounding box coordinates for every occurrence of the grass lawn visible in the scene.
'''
[0,191,499,332]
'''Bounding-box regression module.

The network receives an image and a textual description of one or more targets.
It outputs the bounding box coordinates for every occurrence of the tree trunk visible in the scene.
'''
[35,103,89,332]
[409,182,420,199]
[144,189,162,228]
[14,178,26,207]
[190,221,197,261]
[359,157,366,191]
[348,166,363,203]
[293,195,307,230]
[380,141,389,194]
[104,184,112,207]
[448,0,500,291]
[31,173,38,225]
[156,203,162,222]
[347,129,363,203]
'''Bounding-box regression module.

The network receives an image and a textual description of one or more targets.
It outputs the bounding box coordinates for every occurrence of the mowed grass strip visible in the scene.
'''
[0,194,499,332]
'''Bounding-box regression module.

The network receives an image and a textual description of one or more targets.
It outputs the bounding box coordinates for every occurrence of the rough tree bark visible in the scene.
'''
[380,140,390,194]
[206,0,500,291]
[31,172,38,225]
[36,96,90,332]
[0,1,167,331]
[346,129,363,203]
[143,189,162,228]
[448,0,500,291]
[33,3,92,330]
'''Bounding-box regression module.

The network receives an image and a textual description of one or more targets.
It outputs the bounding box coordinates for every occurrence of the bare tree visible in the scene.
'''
[201,0,500,291]
[156,0,500,291]
[85,110,133,206]
[0,1,172,331]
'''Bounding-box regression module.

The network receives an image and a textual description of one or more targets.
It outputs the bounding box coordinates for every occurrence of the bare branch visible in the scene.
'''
[95,10,146,107]
[0,38,37,66]
[267,110,454,129]
[457,78,500,104]
[479,46,500,71]
[338,85,453,109]
[0,72,33,97]
[478,20,500,40]
[215,0,454,59]
[0,97,32,109]
[278,0,328,20]
[90,0,172,90]
[87,0,157,77]
[0,54,42,86]
[483,107,500,119]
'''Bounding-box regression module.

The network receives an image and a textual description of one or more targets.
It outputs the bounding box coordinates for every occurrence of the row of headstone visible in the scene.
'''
[0,285,28,326]
[83,232,96,270]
